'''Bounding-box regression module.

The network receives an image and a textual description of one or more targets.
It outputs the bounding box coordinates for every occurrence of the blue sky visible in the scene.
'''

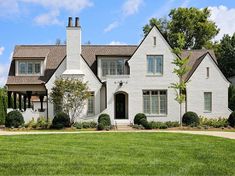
[0,0,235,86]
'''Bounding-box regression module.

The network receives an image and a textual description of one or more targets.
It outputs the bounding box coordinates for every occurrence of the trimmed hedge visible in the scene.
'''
[134,113,147,125]
[97,114,111,130]
[182,111,199,126]
[228,111,235,127]
[52,112,70,129]
[5,110,24,128]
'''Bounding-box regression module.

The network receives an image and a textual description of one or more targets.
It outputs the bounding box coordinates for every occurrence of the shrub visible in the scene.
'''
[199,117,228,128]
[139,118,151,129]
[134,113,147,125]
[25,118,36,128]
[97,114,111,130]
[89,121,97,128]
[5,110,24,128]
[228,111,235,127]
[97,123,105,130]
[165,121,180,128]
[149,121,168,129]
[73,122,82,129]
[182,111,199,126]
[82,122,91,129]
[98,114,111,126]
[36,117,49,129]
[52,112,70,129]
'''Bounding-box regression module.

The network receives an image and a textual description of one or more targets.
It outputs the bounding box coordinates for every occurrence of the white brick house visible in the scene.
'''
[6,17,231,124]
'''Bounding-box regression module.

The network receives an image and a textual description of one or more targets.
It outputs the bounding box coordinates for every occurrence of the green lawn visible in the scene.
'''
[0,133,234,176]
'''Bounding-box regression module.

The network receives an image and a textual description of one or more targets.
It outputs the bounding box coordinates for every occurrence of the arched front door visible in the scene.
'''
[115,92,128,119]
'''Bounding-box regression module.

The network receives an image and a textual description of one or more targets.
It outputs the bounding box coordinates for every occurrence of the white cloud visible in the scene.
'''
[104,0,144,33]
[0,63,9,87]
[104,21,119,32]
[34,10,62,26]
[0,47,4,56]
[209,6,235,40]
[180,0,190,7]
[122,0,143,16]
[22,0,93,13]
[0,0,93,25]
[109,41,127,45]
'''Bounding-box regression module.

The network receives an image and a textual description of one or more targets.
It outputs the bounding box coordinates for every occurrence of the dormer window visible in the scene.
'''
[18,60,42,75]
[101,59,125,77]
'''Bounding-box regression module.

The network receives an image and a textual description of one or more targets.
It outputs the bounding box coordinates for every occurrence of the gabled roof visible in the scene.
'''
[6,44,218,85]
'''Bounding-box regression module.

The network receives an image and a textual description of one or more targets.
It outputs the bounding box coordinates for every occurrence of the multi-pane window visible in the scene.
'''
[204,92,212,112]
[143,90,167,115]
[87,92,95,115]
[18,61,41,75]
[147,55,163,75]
[101,59,125,77]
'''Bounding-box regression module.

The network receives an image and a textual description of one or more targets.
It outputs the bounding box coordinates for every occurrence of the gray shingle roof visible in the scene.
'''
[6,45,216,85]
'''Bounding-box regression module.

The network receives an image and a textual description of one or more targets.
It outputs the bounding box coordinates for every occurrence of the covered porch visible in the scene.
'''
[7,84,48,122]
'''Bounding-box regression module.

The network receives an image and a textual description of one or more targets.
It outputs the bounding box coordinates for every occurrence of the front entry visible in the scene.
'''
[115,92,128,119]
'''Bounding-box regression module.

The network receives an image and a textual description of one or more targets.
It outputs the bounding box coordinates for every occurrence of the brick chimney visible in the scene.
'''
[64,17,83,75]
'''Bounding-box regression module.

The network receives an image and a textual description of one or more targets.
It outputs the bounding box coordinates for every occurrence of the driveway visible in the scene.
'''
[0,130,234,139]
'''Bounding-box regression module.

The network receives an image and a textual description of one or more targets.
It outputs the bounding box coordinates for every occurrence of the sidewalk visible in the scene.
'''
[0,130,234,139]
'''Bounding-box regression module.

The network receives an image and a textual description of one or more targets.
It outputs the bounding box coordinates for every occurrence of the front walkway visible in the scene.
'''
[0,130,234,139]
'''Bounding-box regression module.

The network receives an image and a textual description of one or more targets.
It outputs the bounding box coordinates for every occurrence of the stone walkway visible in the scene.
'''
[0,130,234,139]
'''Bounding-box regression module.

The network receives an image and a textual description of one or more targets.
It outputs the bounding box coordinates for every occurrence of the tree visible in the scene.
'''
[228,85,235,111]
[49,78,90,124]
[170,37,190,127]
[55,38,61,45]
[216,33,235,78]
[0,87,7,125]
[143,7,219,49]
[143,17,168,38]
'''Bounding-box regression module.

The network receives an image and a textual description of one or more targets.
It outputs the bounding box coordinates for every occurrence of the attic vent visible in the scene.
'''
[153,36,156,46]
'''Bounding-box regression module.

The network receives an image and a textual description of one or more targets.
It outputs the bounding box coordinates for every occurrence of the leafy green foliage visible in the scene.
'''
[50,78,90,124]
[199,117,228,128]
[228,85,235,111]
[216,33,235,78]
[0,87,7,125]
[97,114,111,130]
[134,113,147,125]
[182,111,199,126]
[143,8,219,49]
[5,110,24,128]
[149,121,168,129]
[52,112,70,129]
[139,118,151,129]
[228,111,235,127]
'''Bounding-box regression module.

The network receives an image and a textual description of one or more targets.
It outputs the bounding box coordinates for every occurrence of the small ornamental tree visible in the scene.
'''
[170,35,190,127]
[50,78,90,124]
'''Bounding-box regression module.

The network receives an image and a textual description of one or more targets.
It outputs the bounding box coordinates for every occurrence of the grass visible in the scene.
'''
[0,133,234,176]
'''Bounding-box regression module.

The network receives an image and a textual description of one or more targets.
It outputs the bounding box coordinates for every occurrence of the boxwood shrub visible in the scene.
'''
[228,111,235,127]
[182,111,199,126]
[134,113,147,125]
[97,113,111,130]
[52,112,70,129]
[5,110,24,128]
[139,118,151,129]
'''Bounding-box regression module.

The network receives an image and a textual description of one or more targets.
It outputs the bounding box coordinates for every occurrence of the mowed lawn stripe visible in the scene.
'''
[0,133,234,176]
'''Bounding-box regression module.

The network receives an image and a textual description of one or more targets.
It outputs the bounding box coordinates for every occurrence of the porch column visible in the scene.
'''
[13,92,17,109]
[39,95,44,111]
[26,91,32,108]
[23,95,27,111]
[19,94,22,111]
[7,91,12,108]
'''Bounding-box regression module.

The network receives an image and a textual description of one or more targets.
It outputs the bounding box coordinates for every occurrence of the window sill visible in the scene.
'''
[204,111,212,113]
[146,74,163,77]
[145,114,167,117]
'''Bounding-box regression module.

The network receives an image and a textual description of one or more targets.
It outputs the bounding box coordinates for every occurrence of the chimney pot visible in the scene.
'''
[68,17,73,27]
[75,17,80,27]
